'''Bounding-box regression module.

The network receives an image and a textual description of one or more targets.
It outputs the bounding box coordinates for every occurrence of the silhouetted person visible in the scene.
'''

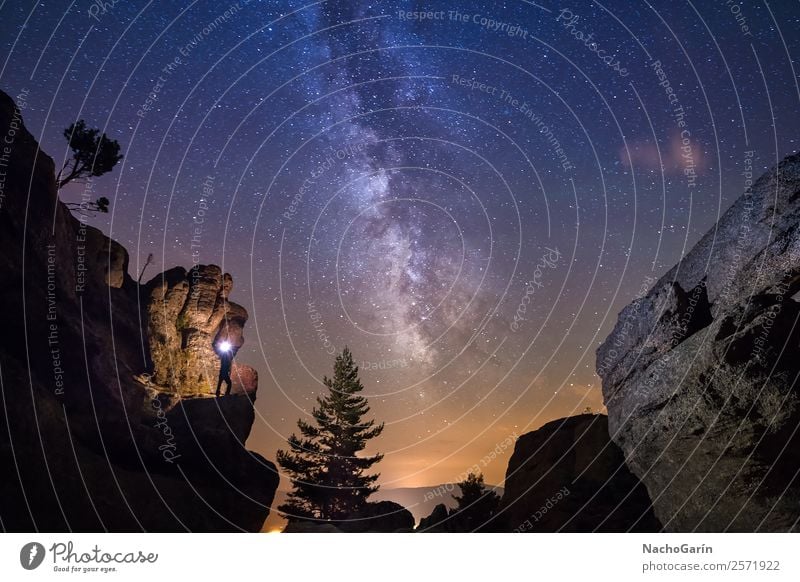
[215,340,235,397]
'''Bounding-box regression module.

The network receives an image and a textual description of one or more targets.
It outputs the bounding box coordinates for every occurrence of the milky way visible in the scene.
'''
[2,0,799,492]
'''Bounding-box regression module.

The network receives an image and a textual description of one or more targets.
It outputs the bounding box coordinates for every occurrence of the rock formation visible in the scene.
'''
[416,491,503,532]
[0,90,277,531]
[598,152,800,531]
[493,414,660,532]
[417,503,450,531]
[146,265,257,397]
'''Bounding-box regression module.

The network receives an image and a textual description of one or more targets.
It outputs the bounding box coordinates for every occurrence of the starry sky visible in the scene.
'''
[2,0,799,490]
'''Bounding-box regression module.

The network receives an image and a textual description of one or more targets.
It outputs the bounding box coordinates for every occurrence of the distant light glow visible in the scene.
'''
[219,341,232,352]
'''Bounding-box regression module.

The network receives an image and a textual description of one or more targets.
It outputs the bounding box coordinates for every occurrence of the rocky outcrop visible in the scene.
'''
[85,225,129,288]
[0,90,277,531]
[494,414,660,532]
[598,152,800,531]
[418,503,450,531]
[417,493,503,532]
[146,265,257,396]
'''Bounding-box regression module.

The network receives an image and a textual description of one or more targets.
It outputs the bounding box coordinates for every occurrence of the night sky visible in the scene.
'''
[2,0,799,490]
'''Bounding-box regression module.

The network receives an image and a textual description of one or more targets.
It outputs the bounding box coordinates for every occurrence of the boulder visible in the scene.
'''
[83,223,129,288]
[598,152,800,531]
[166,394,256,449]
[495,414,660,532]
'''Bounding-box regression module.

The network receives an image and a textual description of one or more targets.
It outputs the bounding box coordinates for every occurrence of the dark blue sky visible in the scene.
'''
[2,0,798,488]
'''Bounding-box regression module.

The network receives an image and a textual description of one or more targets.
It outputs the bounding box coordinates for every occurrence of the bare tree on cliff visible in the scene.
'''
[277,347,384,523]
[57,120,122,189]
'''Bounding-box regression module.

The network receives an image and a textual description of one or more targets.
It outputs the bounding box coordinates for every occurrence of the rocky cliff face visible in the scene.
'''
[147,265,257,397]
[495,414,660,532]
[598,152,800,531]
[0,90,277,531]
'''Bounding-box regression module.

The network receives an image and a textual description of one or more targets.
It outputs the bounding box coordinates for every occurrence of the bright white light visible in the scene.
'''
[219,341,232,352]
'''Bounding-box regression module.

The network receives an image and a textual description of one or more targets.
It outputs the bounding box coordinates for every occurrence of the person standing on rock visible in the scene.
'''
[215,340,235,397]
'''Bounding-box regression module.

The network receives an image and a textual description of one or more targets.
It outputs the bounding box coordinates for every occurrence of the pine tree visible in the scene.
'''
[57,120,122,189]
[277,347,384,522]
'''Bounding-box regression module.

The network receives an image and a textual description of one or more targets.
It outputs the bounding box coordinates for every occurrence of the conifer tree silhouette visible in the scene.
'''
[278,347,384,522]
[451,472,501,532]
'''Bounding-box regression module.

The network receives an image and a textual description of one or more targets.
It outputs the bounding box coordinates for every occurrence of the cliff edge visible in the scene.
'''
[0,89,278,532]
